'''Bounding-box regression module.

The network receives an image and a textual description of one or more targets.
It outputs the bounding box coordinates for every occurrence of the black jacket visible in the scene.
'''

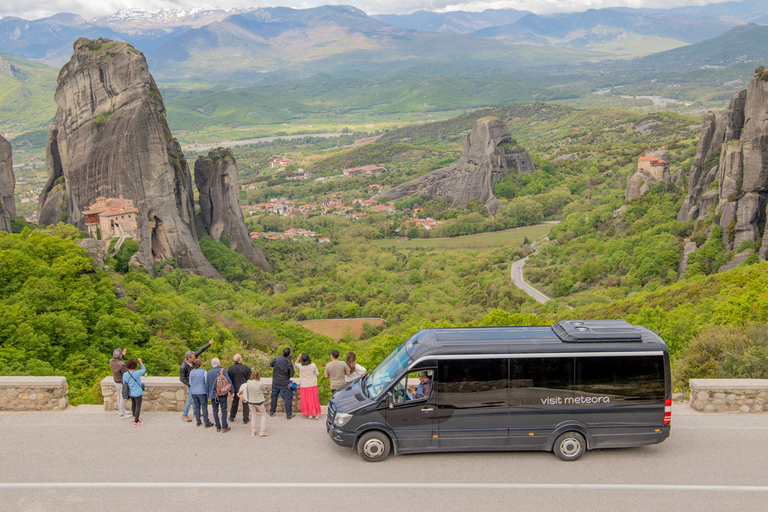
[269,356,295,388]
[179,341,213,387]
[227,362,252,391]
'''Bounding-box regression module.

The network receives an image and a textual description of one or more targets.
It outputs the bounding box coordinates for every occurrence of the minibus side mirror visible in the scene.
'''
[387,392,394,409]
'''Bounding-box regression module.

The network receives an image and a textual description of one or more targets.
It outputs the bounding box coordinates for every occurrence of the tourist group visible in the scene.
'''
[109,341,365,435]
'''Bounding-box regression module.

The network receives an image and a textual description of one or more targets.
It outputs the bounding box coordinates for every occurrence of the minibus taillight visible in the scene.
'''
[663,399,672,425]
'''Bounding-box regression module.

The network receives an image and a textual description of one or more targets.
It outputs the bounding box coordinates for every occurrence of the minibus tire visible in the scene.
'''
[358,431,391,462]
[553,431,586,461]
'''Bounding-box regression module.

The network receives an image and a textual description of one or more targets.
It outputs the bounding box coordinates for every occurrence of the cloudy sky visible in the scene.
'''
[0,0,733,20]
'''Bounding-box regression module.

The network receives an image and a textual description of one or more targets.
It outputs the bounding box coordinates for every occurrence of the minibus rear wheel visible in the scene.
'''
[553,431,586,461]
[358,431,391,462]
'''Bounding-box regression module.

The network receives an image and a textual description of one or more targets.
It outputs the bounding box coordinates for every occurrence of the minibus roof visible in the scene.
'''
[405,321,666,359]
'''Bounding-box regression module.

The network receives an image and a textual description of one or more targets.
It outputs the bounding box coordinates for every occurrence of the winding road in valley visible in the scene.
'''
[511,255,552,304]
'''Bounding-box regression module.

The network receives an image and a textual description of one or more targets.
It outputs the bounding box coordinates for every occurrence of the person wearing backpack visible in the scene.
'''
[206,358,234,432]
[123,358,146,426]
[269,347,295,419]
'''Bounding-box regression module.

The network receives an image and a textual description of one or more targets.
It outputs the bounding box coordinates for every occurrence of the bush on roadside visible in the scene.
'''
[672,323,768,391]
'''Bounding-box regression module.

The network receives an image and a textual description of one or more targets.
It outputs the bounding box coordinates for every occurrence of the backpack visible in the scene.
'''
[215,368,231,396]
[122,380,130,400]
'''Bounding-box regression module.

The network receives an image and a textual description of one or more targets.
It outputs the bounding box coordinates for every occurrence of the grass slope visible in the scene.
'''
[0,54,57,138]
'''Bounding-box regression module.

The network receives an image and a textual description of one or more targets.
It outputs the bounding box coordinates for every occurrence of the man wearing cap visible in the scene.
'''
[109,348,130,419]
[179,339,214,422]
[228,354,251,425]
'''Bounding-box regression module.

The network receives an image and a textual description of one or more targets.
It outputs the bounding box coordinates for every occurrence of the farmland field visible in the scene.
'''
[297,318,387,341]
[371,223,556,250]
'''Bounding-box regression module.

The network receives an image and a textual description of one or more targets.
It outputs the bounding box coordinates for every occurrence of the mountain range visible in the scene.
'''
[2,2,768,143]
[2,2,766,69]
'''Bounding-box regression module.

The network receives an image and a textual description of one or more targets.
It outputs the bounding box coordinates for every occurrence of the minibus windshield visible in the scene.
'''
[362,342,412,399]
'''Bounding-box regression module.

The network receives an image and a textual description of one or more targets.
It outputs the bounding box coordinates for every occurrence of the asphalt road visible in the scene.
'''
[511,256,552,303]
[1,405,767,512]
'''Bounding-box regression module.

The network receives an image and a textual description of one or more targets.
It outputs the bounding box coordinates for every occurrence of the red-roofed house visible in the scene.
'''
[82,196,139,240]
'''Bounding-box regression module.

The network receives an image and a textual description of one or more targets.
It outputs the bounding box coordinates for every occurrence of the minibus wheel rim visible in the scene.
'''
[554,431,585,461]
[363,438,386,458]
[560,437,581,457]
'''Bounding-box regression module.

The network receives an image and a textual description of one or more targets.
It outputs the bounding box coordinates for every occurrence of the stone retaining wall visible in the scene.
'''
[101,376,301,413]
[0,377,69,411]
[690,379,768,413]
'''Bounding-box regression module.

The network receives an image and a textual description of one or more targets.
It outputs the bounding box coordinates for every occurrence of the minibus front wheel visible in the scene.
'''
[553,431,586,461]
[357,431,391,462]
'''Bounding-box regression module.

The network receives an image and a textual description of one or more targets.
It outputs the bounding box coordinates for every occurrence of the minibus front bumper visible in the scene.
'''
[327,423,356,447]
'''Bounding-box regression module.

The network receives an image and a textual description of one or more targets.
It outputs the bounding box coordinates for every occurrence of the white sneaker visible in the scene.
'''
[119,414,132,419]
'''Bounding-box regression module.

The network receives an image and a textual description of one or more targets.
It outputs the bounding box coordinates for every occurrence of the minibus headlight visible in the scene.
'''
[334,412,352,427]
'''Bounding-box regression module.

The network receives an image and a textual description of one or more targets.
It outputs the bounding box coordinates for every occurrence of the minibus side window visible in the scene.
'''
[575,356,664,401]
[438,359,507,409]
[509,357,573,406]
[392,370,434,405]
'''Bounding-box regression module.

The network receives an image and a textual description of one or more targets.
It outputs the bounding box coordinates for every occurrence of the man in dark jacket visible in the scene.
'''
[179,339,214,422]
[269,347,295,419]
[207,358,234,432]
[228,354,251,424]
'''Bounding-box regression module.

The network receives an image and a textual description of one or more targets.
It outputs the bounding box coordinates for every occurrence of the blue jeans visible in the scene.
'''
[183,388,193,417]
[192,394,210,425]
[211,395,229,429]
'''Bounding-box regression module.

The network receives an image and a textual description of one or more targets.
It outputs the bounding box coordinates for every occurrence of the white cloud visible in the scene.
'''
[0,0,733,20]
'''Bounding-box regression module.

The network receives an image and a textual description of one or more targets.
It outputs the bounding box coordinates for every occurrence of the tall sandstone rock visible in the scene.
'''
[0,135,15,233]
[37,38,219,277]
[678,71,768,260]
[377,117,534,214]
[195,148,272,272]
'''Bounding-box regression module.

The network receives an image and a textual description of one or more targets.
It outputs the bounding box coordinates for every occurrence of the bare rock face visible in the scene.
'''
[625,149,672,201]
[37,38,219,278]
[677,72,768,261]
[194,148,272,272]
[77,238,107,268]
[0,135,15,233]
[376,117,534,214]
[678,89,748,223]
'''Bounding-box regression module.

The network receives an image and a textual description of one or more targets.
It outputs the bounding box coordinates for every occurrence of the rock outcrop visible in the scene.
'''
[194,148,272,272]
[677,71,768,260]
[37,38,219,277]
[0,135,15,233]
[625,149,672,201]
[376,117,534,214]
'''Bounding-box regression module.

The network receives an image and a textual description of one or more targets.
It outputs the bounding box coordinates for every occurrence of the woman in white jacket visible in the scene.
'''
[238,371,268,436]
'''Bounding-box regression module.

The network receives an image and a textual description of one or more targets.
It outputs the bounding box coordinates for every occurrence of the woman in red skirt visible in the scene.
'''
[294,353,322,419]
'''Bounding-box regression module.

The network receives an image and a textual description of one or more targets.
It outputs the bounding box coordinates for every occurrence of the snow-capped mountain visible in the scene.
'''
[91,7,257,32]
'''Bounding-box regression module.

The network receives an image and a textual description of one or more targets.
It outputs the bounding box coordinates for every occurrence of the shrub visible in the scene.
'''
[673,323,768,391]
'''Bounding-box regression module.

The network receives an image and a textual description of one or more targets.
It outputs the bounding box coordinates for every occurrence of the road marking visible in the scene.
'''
[1,483,768,492]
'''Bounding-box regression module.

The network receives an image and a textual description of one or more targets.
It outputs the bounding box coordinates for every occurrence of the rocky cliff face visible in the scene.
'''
[0,135,15,233]
[195,148,272,272]
[37,38,219,277]
[677,72,768,260]
[376,117,534,214]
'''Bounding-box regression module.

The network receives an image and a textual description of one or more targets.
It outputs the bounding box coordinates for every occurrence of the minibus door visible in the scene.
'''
[385,369,437,452]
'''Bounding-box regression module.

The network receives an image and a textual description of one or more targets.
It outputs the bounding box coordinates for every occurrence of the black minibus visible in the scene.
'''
[326,320,671,462]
